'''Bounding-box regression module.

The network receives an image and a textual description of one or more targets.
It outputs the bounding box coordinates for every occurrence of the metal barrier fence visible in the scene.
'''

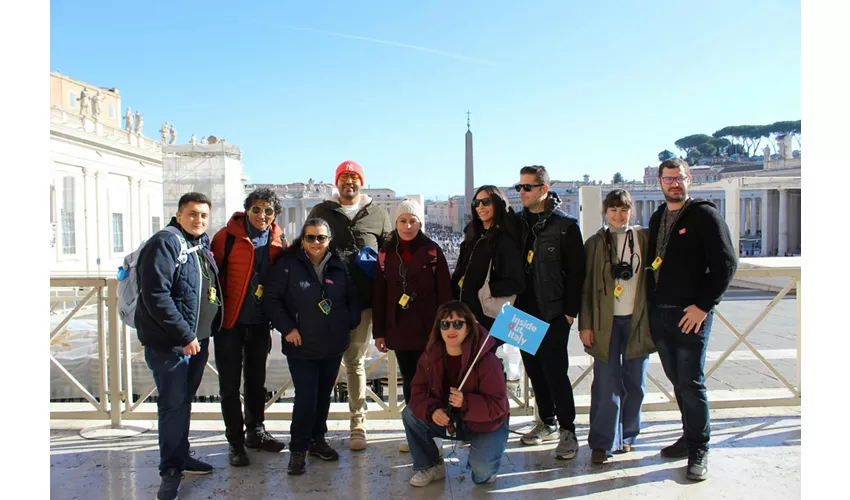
[50,266,800,428]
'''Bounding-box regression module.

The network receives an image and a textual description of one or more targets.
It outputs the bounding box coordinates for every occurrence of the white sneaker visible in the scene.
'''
[410,463,446,487]
[555,429,579,460]
[520,422,559,445]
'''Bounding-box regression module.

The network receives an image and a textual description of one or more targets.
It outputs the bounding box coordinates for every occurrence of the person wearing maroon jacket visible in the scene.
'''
[373,199,453,452]
[401,301,510,487]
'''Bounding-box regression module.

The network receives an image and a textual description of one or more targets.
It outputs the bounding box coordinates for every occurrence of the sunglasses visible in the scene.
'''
[250,206,275,216]
[439,319,467,331]
[338,173,361,182]
[514,183,544,192]
[304,234,329,244]
[471,198,493,208]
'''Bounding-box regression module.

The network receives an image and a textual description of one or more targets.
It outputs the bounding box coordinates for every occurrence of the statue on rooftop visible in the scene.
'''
[76,88,90,116]
[90,92,104,119]
[190,133,196,145]
[169,123,177,144]
[200,136,207,144]
[134,110,144,134]
[160,122,169,143]
[124,107,133,131]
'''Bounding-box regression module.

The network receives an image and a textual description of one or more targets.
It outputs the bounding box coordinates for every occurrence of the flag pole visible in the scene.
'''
[457,333,491,391]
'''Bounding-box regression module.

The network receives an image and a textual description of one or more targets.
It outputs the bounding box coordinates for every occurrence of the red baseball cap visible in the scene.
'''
[335,160,364,185]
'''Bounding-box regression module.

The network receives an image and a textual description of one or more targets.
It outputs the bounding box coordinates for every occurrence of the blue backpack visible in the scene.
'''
[116,226,201,328]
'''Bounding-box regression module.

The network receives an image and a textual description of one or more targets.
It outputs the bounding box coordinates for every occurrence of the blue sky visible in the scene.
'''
[50,0,800,199]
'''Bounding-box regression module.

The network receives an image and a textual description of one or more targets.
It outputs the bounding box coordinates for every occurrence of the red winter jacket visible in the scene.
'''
[372,233,453,351]
[211,213,287,330]
[408,325,509,433]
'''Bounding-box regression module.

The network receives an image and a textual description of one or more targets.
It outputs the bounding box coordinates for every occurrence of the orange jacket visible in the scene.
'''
[211,212,288,330]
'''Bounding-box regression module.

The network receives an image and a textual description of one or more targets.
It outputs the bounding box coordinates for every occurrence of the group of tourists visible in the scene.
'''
[133,157,736,500]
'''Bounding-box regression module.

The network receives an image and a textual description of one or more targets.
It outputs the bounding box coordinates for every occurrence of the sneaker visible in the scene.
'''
[555,429,579,460]
[287,451,307,476]
[661,436,689,459]
[591,448,611,464]
[399,441,410,453]
[349,428,367,451]
[308,437,340,461]
[184,450,213,475]
[228,444,250,467]
[687,448,709,481]
[156,469,182,500]
[409,463,446,487]
[246,426,286,453]
[520,422,559,445]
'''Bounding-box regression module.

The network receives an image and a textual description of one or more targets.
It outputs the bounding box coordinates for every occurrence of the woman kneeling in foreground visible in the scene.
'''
[402,300,509,486]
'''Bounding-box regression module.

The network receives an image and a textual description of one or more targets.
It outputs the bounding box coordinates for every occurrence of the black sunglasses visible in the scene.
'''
[471,198,493,208]
[304,234,329,244]
[514,183,544,192]
[439,319,467,331]
[250,206,275,216]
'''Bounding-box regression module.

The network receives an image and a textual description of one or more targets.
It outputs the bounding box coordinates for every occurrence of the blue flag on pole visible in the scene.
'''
[487,303,549,355]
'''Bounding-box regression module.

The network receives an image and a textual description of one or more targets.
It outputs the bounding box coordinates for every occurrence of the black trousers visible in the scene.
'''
[214,323,271,445]
[288,355,343,452]
[520,315,577,433]
[395,350,424,404]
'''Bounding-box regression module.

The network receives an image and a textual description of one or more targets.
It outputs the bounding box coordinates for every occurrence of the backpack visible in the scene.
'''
[377,246,438,276]
[117,226,202,328]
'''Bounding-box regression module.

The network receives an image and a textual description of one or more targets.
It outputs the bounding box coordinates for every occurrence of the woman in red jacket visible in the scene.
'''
[402,301,509,487]
[372,199,453,451]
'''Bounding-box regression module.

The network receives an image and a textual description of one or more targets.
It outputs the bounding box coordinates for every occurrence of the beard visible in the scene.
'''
[663,186,687,203]
[339,185,359,200]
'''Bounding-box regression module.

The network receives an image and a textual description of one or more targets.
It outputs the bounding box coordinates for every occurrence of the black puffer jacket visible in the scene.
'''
[263,248,361,360]
[451,226,525,330]
[517,193,586,322]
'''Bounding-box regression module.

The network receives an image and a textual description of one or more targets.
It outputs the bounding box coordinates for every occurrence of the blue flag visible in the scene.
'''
[487,303,550,355]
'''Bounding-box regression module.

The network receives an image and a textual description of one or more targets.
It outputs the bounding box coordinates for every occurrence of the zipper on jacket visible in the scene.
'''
[459,235,486,303]
[192,251,202,336]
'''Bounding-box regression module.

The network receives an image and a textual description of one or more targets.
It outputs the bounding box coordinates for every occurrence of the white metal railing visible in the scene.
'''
[50,266,800,427]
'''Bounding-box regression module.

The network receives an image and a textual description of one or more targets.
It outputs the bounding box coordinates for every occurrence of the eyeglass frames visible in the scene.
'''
[471,198,493,208]
[440,319,467,331]
[250,206,275,216]
[304,234,329,244]
[514,183,544,192]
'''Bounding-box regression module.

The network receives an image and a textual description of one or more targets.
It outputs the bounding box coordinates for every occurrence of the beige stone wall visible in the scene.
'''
[50,72,121,129]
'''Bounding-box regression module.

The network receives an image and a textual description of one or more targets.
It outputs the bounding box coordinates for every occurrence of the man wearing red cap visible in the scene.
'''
[307,160,392,451]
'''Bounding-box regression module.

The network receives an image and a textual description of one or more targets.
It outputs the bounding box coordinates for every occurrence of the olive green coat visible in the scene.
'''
[578,226,655,362]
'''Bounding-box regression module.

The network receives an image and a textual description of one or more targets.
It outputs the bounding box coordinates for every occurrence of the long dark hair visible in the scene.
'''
[286,217,338,258]
[426,301,481,351]
[464,185,518,243]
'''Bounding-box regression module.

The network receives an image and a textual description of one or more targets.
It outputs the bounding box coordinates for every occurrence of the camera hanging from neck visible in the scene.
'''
[605,227,639,284]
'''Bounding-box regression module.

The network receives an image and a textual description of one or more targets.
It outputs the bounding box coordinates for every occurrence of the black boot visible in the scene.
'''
[246,425,286,452]
[229,444,250,467]
[660,435,689,459]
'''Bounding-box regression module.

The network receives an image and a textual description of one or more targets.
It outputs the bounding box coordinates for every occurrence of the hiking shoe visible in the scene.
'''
[399,440,410,453]
[661,435,689,459]
[228,444,250,467]
[349,428,367,451]
[687,448,709,481]
[615,443,632,454]
[246,426,286,453]
[591,448,611,464]
[156,469,182,500]
[308,437,340,461]
[409,463,446,487]
[520,422,559,445]
[287,451,307,475]
[555,429,579,460]
[184,450,213,475]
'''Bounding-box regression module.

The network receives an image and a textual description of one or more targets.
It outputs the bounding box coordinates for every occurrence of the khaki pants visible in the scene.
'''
[343,308,372,429]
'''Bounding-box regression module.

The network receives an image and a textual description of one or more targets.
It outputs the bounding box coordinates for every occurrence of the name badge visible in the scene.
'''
[208,286,217,303]
[458,277,464,289]
[399,294,411,308]
[614,284,624,297]
[318,299,332,315]
[651,256,663,270]
[527,250,534,264]
[254,284,264,299]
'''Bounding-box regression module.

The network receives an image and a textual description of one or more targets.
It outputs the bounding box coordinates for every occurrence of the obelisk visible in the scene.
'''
[464,111,474,227]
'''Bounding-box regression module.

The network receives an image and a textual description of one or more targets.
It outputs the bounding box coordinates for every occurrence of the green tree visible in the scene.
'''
[686,149,702,165]
[697,143,718,157]
[658,150,676,162]
[612,172,624,184]
[675,134,713,154]
[708,137,731,152]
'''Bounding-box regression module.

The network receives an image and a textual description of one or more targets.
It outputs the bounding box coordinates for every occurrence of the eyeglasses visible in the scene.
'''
[440,319,467,331]
[338,173,361,183]
[471,198,493,208]
[514,183,544,192]
[250,206,275,216]
[304,234,329,244]
[660,176,687,185]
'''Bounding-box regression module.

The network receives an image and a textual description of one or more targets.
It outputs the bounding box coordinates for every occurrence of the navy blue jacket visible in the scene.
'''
[135,218,221,351]
[263,248,361,360]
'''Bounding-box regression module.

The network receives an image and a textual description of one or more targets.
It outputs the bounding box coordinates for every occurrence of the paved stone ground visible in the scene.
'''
[50,407,800,499]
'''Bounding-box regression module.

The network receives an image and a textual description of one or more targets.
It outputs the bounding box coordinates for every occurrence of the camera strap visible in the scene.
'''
[605,228,635,267]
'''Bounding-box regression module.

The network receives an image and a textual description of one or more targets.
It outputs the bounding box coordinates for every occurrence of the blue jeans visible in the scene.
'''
[650,306,714,451]
[589,315,649,454]
[401,406,508,484]
[144,338,209,474]
[287,355,343,453]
